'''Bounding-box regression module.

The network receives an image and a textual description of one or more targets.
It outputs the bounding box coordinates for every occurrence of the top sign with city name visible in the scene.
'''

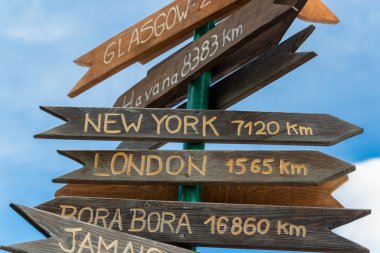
[113,0,297,109]
[68,0,251,98]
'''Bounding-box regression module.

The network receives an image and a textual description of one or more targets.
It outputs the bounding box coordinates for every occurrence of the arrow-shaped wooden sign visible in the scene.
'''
[1,204,194,253]
[35,107,363,146]
[35,197,370,252]
[54,150,354,186]
[67,0,252,97]
[54,175,349,208]
[117,25,317,150]
[112,0,301,108]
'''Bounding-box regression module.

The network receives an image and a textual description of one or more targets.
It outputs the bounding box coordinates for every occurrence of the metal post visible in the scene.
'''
[178,21,215,251]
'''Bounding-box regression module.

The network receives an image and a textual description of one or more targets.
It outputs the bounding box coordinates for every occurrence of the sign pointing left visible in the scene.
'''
[0,204,194,253]
[68,0,250,98]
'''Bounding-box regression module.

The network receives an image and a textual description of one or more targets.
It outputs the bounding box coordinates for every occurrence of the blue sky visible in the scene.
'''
[0,0,379,252]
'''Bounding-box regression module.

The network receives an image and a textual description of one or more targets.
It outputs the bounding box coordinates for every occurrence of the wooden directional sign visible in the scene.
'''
[55,150,354,186]
[35,106,363,146]
[299,0,340,24]
[36,197,370,252]
[55,176,348,208]
[68,0,251,97]
[118,25,317,149]
[1,204,193,253]
[113,0,301,108]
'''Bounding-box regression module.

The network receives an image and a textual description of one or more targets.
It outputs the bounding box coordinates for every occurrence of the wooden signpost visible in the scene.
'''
[35,106,362,146]
[112,0,299,109]
[54,150,354,186]
[2,1,370,253]
[67,0,251,97]
[35,197,370,252]
[117,25,317,149]
[54,175,348,208]
[1,204,194,253]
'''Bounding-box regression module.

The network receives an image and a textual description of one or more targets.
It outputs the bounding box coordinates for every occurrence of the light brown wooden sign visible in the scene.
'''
[55,150,354,186]
[113,0,298,108]
[299,0,339,24]
[68,0,251,97]
[36,197,370,252]
[35,106,363,146]
[1,204,194,253]
[55,176,348,208]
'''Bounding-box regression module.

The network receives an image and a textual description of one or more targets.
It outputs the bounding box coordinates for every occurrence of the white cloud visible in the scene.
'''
[334,158,380,252]
[0,1,73,44]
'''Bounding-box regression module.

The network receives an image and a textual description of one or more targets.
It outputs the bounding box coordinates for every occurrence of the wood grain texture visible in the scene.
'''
[137,0,338,66]
[54,150,354,186]
[35,197,370,252]
[55,176,348,208]
[113,0,301,108]
[35,107,363,146]
[1,204,194,253]
[117,25,317,150]
[299,0,339,24]
[68,0,251,97]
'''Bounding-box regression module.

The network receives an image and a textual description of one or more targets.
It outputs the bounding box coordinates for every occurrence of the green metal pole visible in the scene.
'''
[178,21,215,251]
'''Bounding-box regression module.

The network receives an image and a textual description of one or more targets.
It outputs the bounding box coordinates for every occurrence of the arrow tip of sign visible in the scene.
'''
[298,0,340,24]
[67,71,95,98]
[0,245,18,253]
[9,204,52,238]
[67,84,82,98]
[277,25,316,53]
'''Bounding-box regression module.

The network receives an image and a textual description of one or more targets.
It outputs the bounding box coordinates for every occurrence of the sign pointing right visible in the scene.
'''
[35,197,371,252]
[35,107,363,146]
[54,150,355,186]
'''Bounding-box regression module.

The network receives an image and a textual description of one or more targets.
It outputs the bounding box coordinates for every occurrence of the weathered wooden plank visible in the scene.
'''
[113,0,302,108]
[68,0,252,97]
[35,107,363,146]
[299,0,339,24]
[54,150,354,186]
[36,197,370,252]
[201,175,348,207]
[117,25,317,150]
[1,204,194,253]
[54,176,348,208]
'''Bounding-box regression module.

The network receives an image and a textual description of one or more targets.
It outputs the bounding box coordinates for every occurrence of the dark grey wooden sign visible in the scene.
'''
[1,204,194,253]
[35,197,370,252]
[54,150,354,186]
[117,25,317,150]
[35,106,363,146]
[113,0,301,108]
